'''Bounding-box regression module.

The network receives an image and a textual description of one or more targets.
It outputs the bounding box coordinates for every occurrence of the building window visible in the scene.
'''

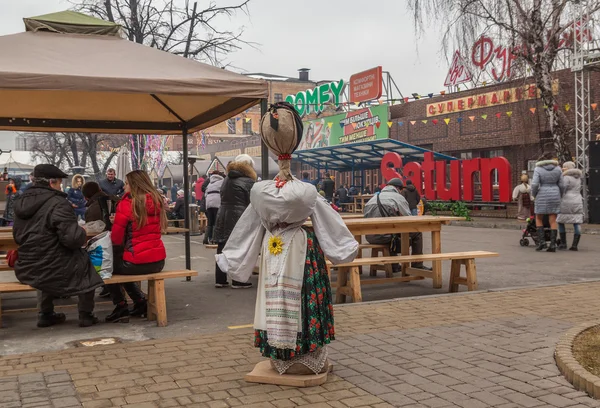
[227,118,236,134]
[460,152,473,160]
[243,119,252,134]
[274,93,283,103]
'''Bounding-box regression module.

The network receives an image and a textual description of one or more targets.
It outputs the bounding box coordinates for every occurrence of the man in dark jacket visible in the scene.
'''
[99,168,125,198]
[401,180,421,216]
[13,164,103,328]
[335,184,350,205]
[321,173,335,202]
[213,155,257,289]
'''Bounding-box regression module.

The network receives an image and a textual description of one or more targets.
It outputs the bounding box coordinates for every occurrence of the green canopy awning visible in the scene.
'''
[24,10,121,36]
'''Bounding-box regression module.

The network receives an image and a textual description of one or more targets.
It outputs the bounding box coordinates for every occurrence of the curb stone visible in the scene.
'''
[554,321,600,399]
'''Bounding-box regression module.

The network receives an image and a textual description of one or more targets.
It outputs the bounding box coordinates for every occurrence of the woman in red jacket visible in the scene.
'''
[106,170,167,323]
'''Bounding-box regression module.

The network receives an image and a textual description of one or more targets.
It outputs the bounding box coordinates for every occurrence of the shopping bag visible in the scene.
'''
[86,231,113,280]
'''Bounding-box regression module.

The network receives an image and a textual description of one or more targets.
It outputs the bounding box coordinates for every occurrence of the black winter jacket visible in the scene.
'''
[213,162,257,244]
[401,184,421,210]
[12,185,104,296]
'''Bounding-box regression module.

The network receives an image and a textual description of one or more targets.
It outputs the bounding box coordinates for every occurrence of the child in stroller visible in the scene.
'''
[520,214,561,247]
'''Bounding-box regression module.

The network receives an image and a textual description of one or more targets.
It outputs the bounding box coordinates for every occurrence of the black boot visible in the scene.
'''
[105,302,130,323]
[558,232,567,250]
[547,230,557,252]
[203,226,213,245]
[79,312,99,327]
[130,299,147,318]
[37,312,66,328]
[536,228,547,251]
[570,234,581,251]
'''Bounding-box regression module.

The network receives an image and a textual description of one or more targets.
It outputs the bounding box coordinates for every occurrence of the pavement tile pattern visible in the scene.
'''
[3,282,600,407]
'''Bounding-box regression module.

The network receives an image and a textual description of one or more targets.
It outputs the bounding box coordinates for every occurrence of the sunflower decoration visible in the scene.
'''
[268,235,284,256]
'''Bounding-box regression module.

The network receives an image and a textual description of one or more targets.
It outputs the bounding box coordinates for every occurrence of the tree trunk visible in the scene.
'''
[533,62,572,164]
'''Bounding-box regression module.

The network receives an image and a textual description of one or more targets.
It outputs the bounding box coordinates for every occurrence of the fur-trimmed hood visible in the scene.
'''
[564,168,582,178]
[536,159,558,168]
[71,174,84,189]
[227,161,257,181]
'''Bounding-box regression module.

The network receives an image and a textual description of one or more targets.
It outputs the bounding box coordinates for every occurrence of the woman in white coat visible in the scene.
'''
[557,162,584,251]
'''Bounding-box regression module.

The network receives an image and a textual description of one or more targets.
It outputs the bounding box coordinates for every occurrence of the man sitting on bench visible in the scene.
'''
[363,178,432,272]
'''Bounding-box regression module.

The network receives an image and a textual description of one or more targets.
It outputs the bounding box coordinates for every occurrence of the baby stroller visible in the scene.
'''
[519,215,561,247]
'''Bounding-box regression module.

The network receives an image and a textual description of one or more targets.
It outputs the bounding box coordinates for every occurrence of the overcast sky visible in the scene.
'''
[0,0,449,151]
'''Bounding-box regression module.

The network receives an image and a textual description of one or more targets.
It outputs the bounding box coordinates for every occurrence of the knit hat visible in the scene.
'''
[259,102,304,181]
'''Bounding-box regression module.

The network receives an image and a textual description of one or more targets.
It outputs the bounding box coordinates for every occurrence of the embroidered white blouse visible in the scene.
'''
[216,179,358,348]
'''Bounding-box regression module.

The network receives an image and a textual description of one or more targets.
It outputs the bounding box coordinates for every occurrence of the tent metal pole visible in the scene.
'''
[182,126,192,274]
[260,98,269,179]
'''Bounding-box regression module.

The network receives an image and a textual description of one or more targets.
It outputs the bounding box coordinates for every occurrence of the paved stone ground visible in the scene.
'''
[3,226,600,356]
[3,282,600,407]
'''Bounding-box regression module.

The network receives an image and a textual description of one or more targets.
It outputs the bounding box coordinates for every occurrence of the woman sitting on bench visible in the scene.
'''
[105,170,167,323]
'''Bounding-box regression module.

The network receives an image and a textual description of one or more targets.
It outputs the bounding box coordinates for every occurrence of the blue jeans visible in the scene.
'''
[558,223,581,235]
[411,208,419,216]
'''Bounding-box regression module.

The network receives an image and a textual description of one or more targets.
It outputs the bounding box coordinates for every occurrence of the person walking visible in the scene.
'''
[322,173,335,202]
[531,155,564,252]
[195,175,205,205]
[4,178,17,226]
[512,172,532,220]
[13,164,103,327]
[99,168,125,198]
[400,179,421,216]
[213,154,256,288]
[105,170,167,323]
[67,174,87,220]
[203,171,225,245]
[557,161,584,251]
[170,183,179,203]
[364,178,431,271]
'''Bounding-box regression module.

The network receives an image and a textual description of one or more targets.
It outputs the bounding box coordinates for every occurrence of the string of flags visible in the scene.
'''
[359,103,597,128]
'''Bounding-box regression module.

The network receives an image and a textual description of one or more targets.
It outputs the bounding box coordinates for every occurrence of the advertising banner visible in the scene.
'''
[349,66,383,103]
[297,104,389,151]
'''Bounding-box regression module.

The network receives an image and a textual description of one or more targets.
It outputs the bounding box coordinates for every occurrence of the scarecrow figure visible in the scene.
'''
[216,102,358,378]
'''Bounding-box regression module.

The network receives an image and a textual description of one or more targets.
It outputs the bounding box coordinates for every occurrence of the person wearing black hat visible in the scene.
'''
[12,164,103,328]
[363,178,431,271]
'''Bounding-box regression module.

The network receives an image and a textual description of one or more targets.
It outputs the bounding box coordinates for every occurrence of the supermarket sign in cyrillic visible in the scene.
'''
[285,80,345,117]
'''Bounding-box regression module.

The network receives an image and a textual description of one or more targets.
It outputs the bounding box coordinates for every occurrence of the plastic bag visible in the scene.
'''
[83,220,106,235]
[86,231,113,280]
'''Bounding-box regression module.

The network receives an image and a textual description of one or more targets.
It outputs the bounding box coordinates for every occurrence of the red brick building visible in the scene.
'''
[325,69,600,194]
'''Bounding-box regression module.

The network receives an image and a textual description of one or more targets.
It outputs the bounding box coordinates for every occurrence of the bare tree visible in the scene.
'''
[70,0,253,168]
[72,0,252,65]
[28,133,127,179]
[408,0,600,163]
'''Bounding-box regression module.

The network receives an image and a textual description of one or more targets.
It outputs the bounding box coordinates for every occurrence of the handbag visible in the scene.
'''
[7,249,17,268]
[376,193,401,253]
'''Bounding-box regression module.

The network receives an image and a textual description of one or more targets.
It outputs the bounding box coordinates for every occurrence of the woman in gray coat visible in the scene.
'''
[531,158,564,252]
[557,161,583,251]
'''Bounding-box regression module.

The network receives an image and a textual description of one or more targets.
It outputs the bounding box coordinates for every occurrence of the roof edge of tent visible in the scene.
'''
[24,10,121,37]
[0,98,261,135]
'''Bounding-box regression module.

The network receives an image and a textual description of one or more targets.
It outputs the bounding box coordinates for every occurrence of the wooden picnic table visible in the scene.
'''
[352,194,374,213]
[307,215,462,288]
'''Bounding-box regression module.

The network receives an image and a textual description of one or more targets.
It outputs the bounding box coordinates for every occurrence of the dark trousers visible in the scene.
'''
[37,290,95,314]
[205,208,218,243]
[108,246,165,305]
[215,242,244,285]
[387,232,424,271]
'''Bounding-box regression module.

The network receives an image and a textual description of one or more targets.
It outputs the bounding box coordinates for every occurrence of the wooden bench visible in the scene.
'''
[167,219,185,228]
[339,202,356,213]
[331,251,499,303]
[357,244,391,277]
[0,269,198,328]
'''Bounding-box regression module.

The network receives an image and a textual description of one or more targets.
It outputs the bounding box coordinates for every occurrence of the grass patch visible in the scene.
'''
[573,325,600,377]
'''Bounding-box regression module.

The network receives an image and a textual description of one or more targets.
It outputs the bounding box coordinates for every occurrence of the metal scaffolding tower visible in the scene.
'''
[572,0,593,220]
